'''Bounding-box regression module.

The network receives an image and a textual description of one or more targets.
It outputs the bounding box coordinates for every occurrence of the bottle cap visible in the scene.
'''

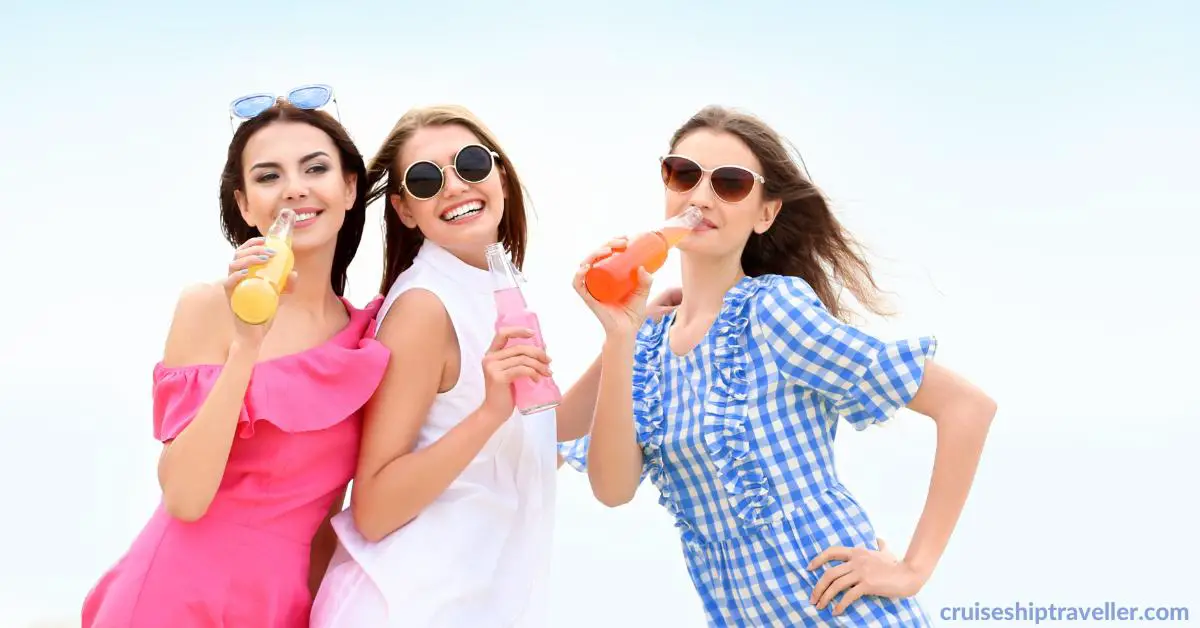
[662,205,704,230]
[268,209,297,241]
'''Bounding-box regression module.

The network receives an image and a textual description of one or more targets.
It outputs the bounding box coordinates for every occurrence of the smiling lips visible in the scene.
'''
[440,200,485,223]
[284,208,323,229]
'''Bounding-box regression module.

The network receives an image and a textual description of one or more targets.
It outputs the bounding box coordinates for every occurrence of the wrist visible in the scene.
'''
[227,339,262,364]
[602,329,637,350]
[473,402,509,429]
[902,555,935,586]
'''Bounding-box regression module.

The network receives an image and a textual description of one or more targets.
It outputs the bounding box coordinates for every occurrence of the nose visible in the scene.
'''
[283,178,309,201]
[685,173,717,208]
[441,165,470,197]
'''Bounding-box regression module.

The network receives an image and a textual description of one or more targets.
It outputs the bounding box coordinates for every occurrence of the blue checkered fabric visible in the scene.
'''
[560,274,938,627]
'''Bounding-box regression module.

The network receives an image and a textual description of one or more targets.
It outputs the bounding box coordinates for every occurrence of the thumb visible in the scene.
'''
[281,270,299,294]
[877,538,888,552]
[224,270,246,293]
[631,267,654,297]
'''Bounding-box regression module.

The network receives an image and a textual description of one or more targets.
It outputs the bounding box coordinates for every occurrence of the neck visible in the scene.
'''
[288,244,339,311]
[678,250,746,324]
[437,235,496,271]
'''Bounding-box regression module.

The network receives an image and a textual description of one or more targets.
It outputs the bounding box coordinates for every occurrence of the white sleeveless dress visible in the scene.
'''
[311,241,559,628]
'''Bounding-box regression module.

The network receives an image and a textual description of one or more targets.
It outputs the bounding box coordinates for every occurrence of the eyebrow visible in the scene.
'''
[250,151,331,171]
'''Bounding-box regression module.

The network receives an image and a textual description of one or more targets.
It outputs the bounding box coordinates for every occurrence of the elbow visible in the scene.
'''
[973,391,998,427]
[594,491,634,508]
[350,498,410,544]
[162,492,211,523]
[943,391,997,436]
[929,383,997,432]
[349,502,386,543]
[157,459,212,522]
[589,477,636,508]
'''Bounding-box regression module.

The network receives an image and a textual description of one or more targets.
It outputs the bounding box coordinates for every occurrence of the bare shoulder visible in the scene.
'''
[161,282,234,367]
[375,288,453,352]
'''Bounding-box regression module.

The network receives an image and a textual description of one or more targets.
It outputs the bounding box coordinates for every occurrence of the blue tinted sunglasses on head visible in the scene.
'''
[228,84,340,129]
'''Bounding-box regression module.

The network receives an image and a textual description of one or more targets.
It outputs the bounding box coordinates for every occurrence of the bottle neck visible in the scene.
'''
[486,248,521,292]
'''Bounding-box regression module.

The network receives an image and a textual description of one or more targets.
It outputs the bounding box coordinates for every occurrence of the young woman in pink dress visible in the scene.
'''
[81,92,391,627]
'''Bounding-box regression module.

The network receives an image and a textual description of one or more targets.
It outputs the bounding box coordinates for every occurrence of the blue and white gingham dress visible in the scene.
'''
[560,274,937,627]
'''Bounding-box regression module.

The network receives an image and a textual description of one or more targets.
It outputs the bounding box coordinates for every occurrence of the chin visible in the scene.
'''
[290,224,342,253]
[678,236,737,259]
[676,234,712,254]
[430,212,503,247]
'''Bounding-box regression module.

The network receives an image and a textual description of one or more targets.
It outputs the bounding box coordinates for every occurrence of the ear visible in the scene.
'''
[234,189,255,228]
[753,199,783,234]
[343,172,358,210]
[390,192,419,229]
[498,164,509,199]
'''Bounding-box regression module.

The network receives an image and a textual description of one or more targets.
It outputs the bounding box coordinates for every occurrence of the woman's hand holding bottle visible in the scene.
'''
[222,237,298,348]
[574,237,684,338]
[479,326,554,421]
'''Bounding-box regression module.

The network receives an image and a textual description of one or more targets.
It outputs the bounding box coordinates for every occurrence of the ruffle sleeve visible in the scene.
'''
[151,295,391,442]
[754,274,937,430]
[555,315,665,484]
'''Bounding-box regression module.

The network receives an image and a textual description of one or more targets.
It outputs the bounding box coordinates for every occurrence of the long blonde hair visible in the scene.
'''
[368,104,530,294]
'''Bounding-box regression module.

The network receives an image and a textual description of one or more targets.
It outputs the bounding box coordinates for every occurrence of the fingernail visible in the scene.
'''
[239,269,249,275]
[258,255,270,260]
[265,248,275,254]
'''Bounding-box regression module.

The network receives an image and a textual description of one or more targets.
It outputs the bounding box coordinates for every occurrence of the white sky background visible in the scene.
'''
[1,1,1197,625]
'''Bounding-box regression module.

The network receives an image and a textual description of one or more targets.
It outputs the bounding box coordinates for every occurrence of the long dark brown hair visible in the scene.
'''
[670,105,888,320]
[218,101,369,296]
[366,104,530,294]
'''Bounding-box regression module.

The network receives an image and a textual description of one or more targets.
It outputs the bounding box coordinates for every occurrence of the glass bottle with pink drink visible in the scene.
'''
[485,242,562,415]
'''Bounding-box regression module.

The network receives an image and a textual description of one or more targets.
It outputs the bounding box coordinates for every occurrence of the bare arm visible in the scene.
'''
[900,361,997,582]
[809,360,996,613]
[157,284,258,523]
[554,355,602,442]
[555,288,683,444]
[349,290,510,543]
[307,484,347,598]
[584,333,645,507]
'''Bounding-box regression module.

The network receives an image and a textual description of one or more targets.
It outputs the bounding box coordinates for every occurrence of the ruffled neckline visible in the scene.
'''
[150,295,391,441]
[633,275,780,546]
[155,295,382,372]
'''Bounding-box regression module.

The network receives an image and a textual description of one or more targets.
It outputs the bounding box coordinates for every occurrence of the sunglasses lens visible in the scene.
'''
[404,162,443,199]
[288,85,332,109]
[711,167,756,202]
[455,145,494,183]
[662,156,702,193]
[231,95,274,119]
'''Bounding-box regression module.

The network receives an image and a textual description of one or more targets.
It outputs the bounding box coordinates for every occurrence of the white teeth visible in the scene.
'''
[441,201,483,222]
[295,212,318,221]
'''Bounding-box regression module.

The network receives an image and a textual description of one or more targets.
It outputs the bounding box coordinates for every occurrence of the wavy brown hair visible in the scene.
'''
[670,105,888,320]
[367,105,530,294]
[218,100,369,296]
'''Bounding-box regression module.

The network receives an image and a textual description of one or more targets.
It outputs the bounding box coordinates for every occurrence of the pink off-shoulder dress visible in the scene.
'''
[81,296,390,628]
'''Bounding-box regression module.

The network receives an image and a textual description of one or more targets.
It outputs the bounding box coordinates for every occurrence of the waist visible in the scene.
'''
[149,502,321,548]
[675,483,869,545]
[328,503,553,624]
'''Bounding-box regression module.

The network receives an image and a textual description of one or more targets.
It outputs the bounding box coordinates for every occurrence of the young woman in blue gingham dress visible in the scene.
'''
[562,106,997,627]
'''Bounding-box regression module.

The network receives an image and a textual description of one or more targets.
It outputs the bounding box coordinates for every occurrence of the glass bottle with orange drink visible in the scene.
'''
[583,205,703,305]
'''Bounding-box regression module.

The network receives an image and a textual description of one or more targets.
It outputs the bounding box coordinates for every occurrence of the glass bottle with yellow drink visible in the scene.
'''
[230,209,297,325]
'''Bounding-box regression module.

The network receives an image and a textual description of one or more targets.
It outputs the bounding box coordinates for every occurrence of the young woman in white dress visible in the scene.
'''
[309,104,676,627]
